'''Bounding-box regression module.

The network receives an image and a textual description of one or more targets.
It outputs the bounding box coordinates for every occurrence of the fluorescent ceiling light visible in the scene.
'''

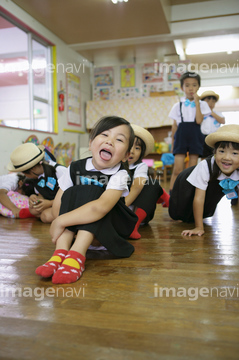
[174,39,186,60]
[112,0,128,3]
[185,35,239,55]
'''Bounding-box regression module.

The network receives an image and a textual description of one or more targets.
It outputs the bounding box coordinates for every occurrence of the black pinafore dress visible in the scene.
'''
[26,163,61,200]
[169,156,224,223]
[59,158,138,258]
[128,166,163,224]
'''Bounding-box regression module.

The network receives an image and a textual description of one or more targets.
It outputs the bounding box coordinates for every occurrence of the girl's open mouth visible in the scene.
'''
[221,161,231,169]
[100,149,112,161]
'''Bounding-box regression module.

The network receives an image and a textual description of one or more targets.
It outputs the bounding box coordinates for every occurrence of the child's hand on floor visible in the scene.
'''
[181,227,204,237]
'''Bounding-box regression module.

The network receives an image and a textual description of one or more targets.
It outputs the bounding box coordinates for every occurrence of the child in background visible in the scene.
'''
[125,124,170,239]
[7,143,67,223]
[169,71,211,192]
[0,173,34,218]
[169,125,239,236]
[200,90,225,158]
[36,116,138,284]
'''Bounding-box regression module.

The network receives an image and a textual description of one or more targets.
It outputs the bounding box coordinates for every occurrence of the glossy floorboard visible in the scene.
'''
[0,193,239,360]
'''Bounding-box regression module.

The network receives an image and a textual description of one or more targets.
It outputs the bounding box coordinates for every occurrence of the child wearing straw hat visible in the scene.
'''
[7,143,67,222]
[169,124,239,236]
[200,90,225,158]
[125,124,170,239]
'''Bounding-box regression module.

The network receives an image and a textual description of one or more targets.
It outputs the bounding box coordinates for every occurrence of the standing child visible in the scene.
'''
[169,71,211,192]
[169,125,239,236]
[200,90,225,158]
[7,143,67,223]
[125,124,170,239]
[36,116,138,284]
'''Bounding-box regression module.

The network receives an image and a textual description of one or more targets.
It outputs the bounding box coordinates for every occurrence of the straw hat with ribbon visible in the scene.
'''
[131,124,155,156]
[200,90,219,102]
[7,143,45,172]
[205,124,239,148]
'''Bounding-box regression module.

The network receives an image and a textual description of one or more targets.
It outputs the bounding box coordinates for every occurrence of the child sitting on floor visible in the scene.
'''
[7,143,67,223]
[125,124,170,239]
[36,116,138,284]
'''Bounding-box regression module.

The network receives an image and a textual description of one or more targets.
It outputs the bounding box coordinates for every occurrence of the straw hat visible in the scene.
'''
[131,124,155,156]
[200,90,219,102]
[7,143,45,172]
[205,125,239,148]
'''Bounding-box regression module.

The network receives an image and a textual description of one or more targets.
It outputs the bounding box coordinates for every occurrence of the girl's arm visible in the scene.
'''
[194,94,204,124]
[50,188,123,243]
[171,120,177,153]
[181,187,206,236]
[125,177,147,207]
[51,188,64,219]
[0,189,20,218]
[211,111,225,124]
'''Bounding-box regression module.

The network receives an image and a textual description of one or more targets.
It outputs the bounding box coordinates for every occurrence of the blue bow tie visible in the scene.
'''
[184,99,196,108]
[219,178,239,191]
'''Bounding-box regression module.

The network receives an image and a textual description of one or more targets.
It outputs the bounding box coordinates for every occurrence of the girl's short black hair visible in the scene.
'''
[134,136,146,165]
[211,141,239,180]
[180,71,201,87]
[89,115,135,153]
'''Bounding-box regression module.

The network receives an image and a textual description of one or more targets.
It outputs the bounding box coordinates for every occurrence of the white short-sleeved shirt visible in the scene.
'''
[169,99,211,126]
[187,157,239,191]
[58,158,129,197]
[0,173,19,192]
[200,111,224,135]
[129,162,148,180]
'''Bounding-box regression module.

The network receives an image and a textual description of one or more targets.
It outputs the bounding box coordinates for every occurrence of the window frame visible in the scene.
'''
[0,9,56,133]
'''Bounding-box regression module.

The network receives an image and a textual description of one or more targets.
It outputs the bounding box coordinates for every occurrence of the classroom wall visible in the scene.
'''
[0,0,91,175]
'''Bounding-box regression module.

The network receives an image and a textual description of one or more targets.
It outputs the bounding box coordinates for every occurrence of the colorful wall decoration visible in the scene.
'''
[66,72,81,127]
[142,63,164,83]
[120,65,135,88]
[92,61,191,101]
[94,67,114,87]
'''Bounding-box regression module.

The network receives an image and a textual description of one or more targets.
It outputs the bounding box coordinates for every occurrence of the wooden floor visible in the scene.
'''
[0,183,239,360]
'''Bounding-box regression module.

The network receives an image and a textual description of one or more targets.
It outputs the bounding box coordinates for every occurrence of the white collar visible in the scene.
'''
[86,157,121,175]
[218,170,239,181]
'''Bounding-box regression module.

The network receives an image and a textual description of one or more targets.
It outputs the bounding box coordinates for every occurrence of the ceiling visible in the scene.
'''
[7,0,239,68]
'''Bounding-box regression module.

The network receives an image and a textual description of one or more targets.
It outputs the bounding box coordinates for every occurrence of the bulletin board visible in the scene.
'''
[66,72,81,127]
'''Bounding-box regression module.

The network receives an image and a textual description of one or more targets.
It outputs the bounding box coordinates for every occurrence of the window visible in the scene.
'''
[222,111,239,126]
[0,13,54,132]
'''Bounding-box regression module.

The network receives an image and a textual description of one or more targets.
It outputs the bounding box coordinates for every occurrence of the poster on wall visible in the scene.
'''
[93,87,115,100]
[94,67,114,87]
[142,62,163,83]
[120,64,135,88]
[66,72,81,127]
